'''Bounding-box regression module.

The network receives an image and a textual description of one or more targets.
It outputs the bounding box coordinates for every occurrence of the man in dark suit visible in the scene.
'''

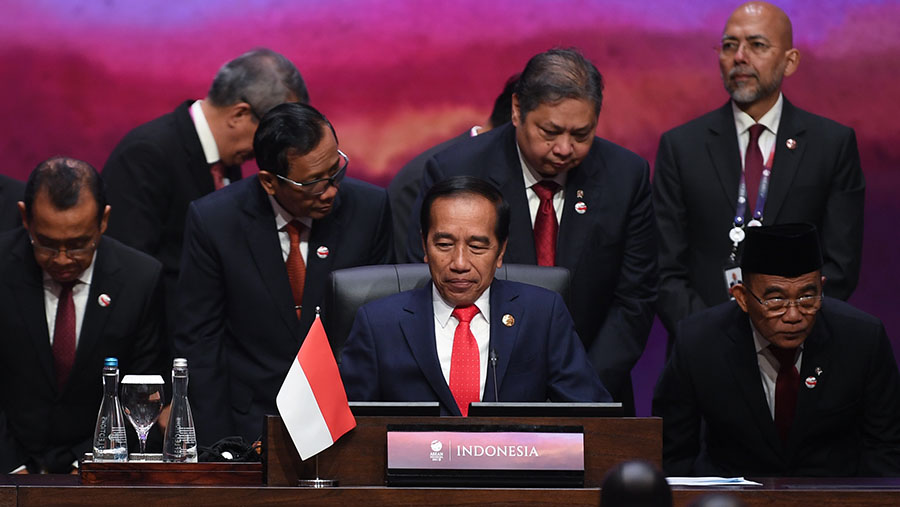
[0,174,25,231]
[653,224,900,476]
[653,1,864,335]
[174,103,392,446]
[103,48,308,350]
[405,48,656,415]
[388,73,518,260]
[343,176,608,415]
[0,157,163,473]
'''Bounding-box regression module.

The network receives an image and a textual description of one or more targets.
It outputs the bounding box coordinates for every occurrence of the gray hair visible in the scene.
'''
[207,48,309,117]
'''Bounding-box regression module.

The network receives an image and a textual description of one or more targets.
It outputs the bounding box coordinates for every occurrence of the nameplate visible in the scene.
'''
[385,424,584,487]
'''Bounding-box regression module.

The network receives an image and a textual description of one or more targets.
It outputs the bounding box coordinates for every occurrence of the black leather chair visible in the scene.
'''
[323,263,571,362]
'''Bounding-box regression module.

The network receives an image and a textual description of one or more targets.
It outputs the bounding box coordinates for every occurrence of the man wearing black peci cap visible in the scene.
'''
[653,223,900,476]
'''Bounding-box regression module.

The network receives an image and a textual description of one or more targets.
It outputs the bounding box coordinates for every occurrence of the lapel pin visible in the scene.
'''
[316,246,330,259]
[786,139,797,150]
[574,201,587,215]
[576,189,584,199]
[98,294,111,308]
[501,314,515,327]
[805,376,817,389]
[814,367,823,375]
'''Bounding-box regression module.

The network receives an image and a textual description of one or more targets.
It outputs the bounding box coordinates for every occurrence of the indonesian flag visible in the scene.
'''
[276,314,356,460]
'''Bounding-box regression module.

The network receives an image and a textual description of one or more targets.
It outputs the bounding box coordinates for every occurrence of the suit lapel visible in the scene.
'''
[556,146,604,268]
[241,180,301,340]
[488,126,537,264]
[706,103,742,217]
[788,318,831,450]
[301,192,344,333]
[764,99,807,223]
[72,238,122,392]
[485,280,522,400]
[724,314,783,454]
[10,240,56,390]
[399,285,461,415]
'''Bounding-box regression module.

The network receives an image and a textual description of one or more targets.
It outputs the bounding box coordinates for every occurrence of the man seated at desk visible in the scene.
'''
[341,176,609,415]
[653,223,900,476]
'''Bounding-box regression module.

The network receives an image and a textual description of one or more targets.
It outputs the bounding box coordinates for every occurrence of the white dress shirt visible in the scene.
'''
[189,100,231,186]
[268,193,312,264]
[432,285,491,398]
[43,251,97,347]
[732,93,783,172]
[517,143,566,226]
[752,320,804,420]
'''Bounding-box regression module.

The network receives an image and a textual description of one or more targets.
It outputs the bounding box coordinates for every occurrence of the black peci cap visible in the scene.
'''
[740,223,823,277]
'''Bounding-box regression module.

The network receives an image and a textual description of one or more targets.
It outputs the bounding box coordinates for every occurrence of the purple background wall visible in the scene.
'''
[2,0,898,415]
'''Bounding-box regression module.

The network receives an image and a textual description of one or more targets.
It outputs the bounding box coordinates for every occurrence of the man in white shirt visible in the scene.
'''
[653,1,865,337]
[343,176,608,415]
[0,157,163,473]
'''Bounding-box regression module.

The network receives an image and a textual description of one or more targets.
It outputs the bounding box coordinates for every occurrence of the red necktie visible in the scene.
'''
[449,305,481,416]
[770,345,799,444]
[744,124,766,213]
[532,180,561,267]
[285,221,306,320]
[210,162,226,190]
[52,281,77,391]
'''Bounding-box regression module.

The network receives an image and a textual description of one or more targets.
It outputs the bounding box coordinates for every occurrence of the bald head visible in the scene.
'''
[726,2,793,48]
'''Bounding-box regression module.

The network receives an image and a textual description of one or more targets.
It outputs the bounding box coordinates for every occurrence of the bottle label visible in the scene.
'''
[109,427,127,445]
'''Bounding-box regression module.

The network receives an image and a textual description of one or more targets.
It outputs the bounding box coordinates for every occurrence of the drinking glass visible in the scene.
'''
[121,375,165,456]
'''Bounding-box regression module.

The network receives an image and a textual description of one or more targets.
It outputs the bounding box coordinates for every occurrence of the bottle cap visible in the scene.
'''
[173,358,188,368]
[104,357,118,367]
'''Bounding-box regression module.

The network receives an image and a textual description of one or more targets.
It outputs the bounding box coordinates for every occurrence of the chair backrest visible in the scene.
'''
[324,263,571,362]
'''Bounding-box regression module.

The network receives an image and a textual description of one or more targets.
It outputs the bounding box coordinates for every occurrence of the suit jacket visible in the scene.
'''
[173,176,392,446]
[340,279,610,414]
[652,299,900,477]
[388,130,470,260]
[653,99,865,333]
[102,100,243,352]
[0,229,164,473]
[0,174,24,231]
[405,123,657,414]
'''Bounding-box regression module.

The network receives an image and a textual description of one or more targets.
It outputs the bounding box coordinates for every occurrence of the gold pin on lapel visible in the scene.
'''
[502,314,515,327]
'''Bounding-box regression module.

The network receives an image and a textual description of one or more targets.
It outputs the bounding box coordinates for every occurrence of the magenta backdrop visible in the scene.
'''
[2,0,898,415]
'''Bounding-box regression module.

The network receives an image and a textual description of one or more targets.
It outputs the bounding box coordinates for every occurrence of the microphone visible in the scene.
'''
[489,349,499,402]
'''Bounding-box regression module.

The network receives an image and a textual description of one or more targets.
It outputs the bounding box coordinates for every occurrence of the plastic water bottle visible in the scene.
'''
[92,357,128,461]
[163,358,198,462]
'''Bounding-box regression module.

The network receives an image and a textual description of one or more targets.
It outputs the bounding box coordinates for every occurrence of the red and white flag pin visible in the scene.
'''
[98,294,112,308]
[316,246,330,259]
[805,376,817,389]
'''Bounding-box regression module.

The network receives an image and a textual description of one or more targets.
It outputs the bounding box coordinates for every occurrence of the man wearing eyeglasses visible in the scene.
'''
[653,2,864,340]
[102,48,308,356]
[0,157,163,474]
[174,102,391,446]
[653,223,900,477]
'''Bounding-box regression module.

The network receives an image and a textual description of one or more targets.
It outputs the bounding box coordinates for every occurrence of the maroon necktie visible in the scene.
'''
[532,180,561,267]
[285,221,306,320]
[449,305,481,416]
[52,281,77,391]
[210,162,226,190]
[770,345,799,444]
[744,124,766,212]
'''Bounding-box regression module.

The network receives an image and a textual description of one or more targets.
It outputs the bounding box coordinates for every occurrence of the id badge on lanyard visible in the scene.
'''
[723,145,775,296]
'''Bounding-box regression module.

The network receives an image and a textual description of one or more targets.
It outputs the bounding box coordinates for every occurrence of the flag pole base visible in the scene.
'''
[297,478,337,488]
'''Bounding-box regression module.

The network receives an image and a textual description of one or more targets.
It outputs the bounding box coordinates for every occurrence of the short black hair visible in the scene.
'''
[208,48,309,117]
[23,156,106,225]
[487,73,520,129]
[515,48,603,119]
[420,176,510,246]
[253,102,337,177]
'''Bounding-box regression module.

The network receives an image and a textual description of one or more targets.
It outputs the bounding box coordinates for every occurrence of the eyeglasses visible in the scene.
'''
[239,96,263,121]
[717,39,778,57]
[275,150,348,196]
[744,286,822,316]
[30,234,97,259]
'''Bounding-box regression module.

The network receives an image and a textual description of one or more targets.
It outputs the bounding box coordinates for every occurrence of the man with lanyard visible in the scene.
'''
[652,1,864,338]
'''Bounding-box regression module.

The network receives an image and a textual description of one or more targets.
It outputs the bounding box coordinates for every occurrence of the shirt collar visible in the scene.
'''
[267,191,313,231]
[432,283,491,328]
[190,100,221,165]
[516,142,567,190]
[732,93,784,137]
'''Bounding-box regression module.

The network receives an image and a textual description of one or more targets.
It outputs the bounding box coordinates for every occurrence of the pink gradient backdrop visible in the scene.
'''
[2,0,898,415]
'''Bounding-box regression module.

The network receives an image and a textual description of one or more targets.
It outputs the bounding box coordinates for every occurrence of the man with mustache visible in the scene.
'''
[653,2,864,338]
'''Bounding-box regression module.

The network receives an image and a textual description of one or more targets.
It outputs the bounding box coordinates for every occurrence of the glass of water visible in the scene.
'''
[121,375,165,456]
